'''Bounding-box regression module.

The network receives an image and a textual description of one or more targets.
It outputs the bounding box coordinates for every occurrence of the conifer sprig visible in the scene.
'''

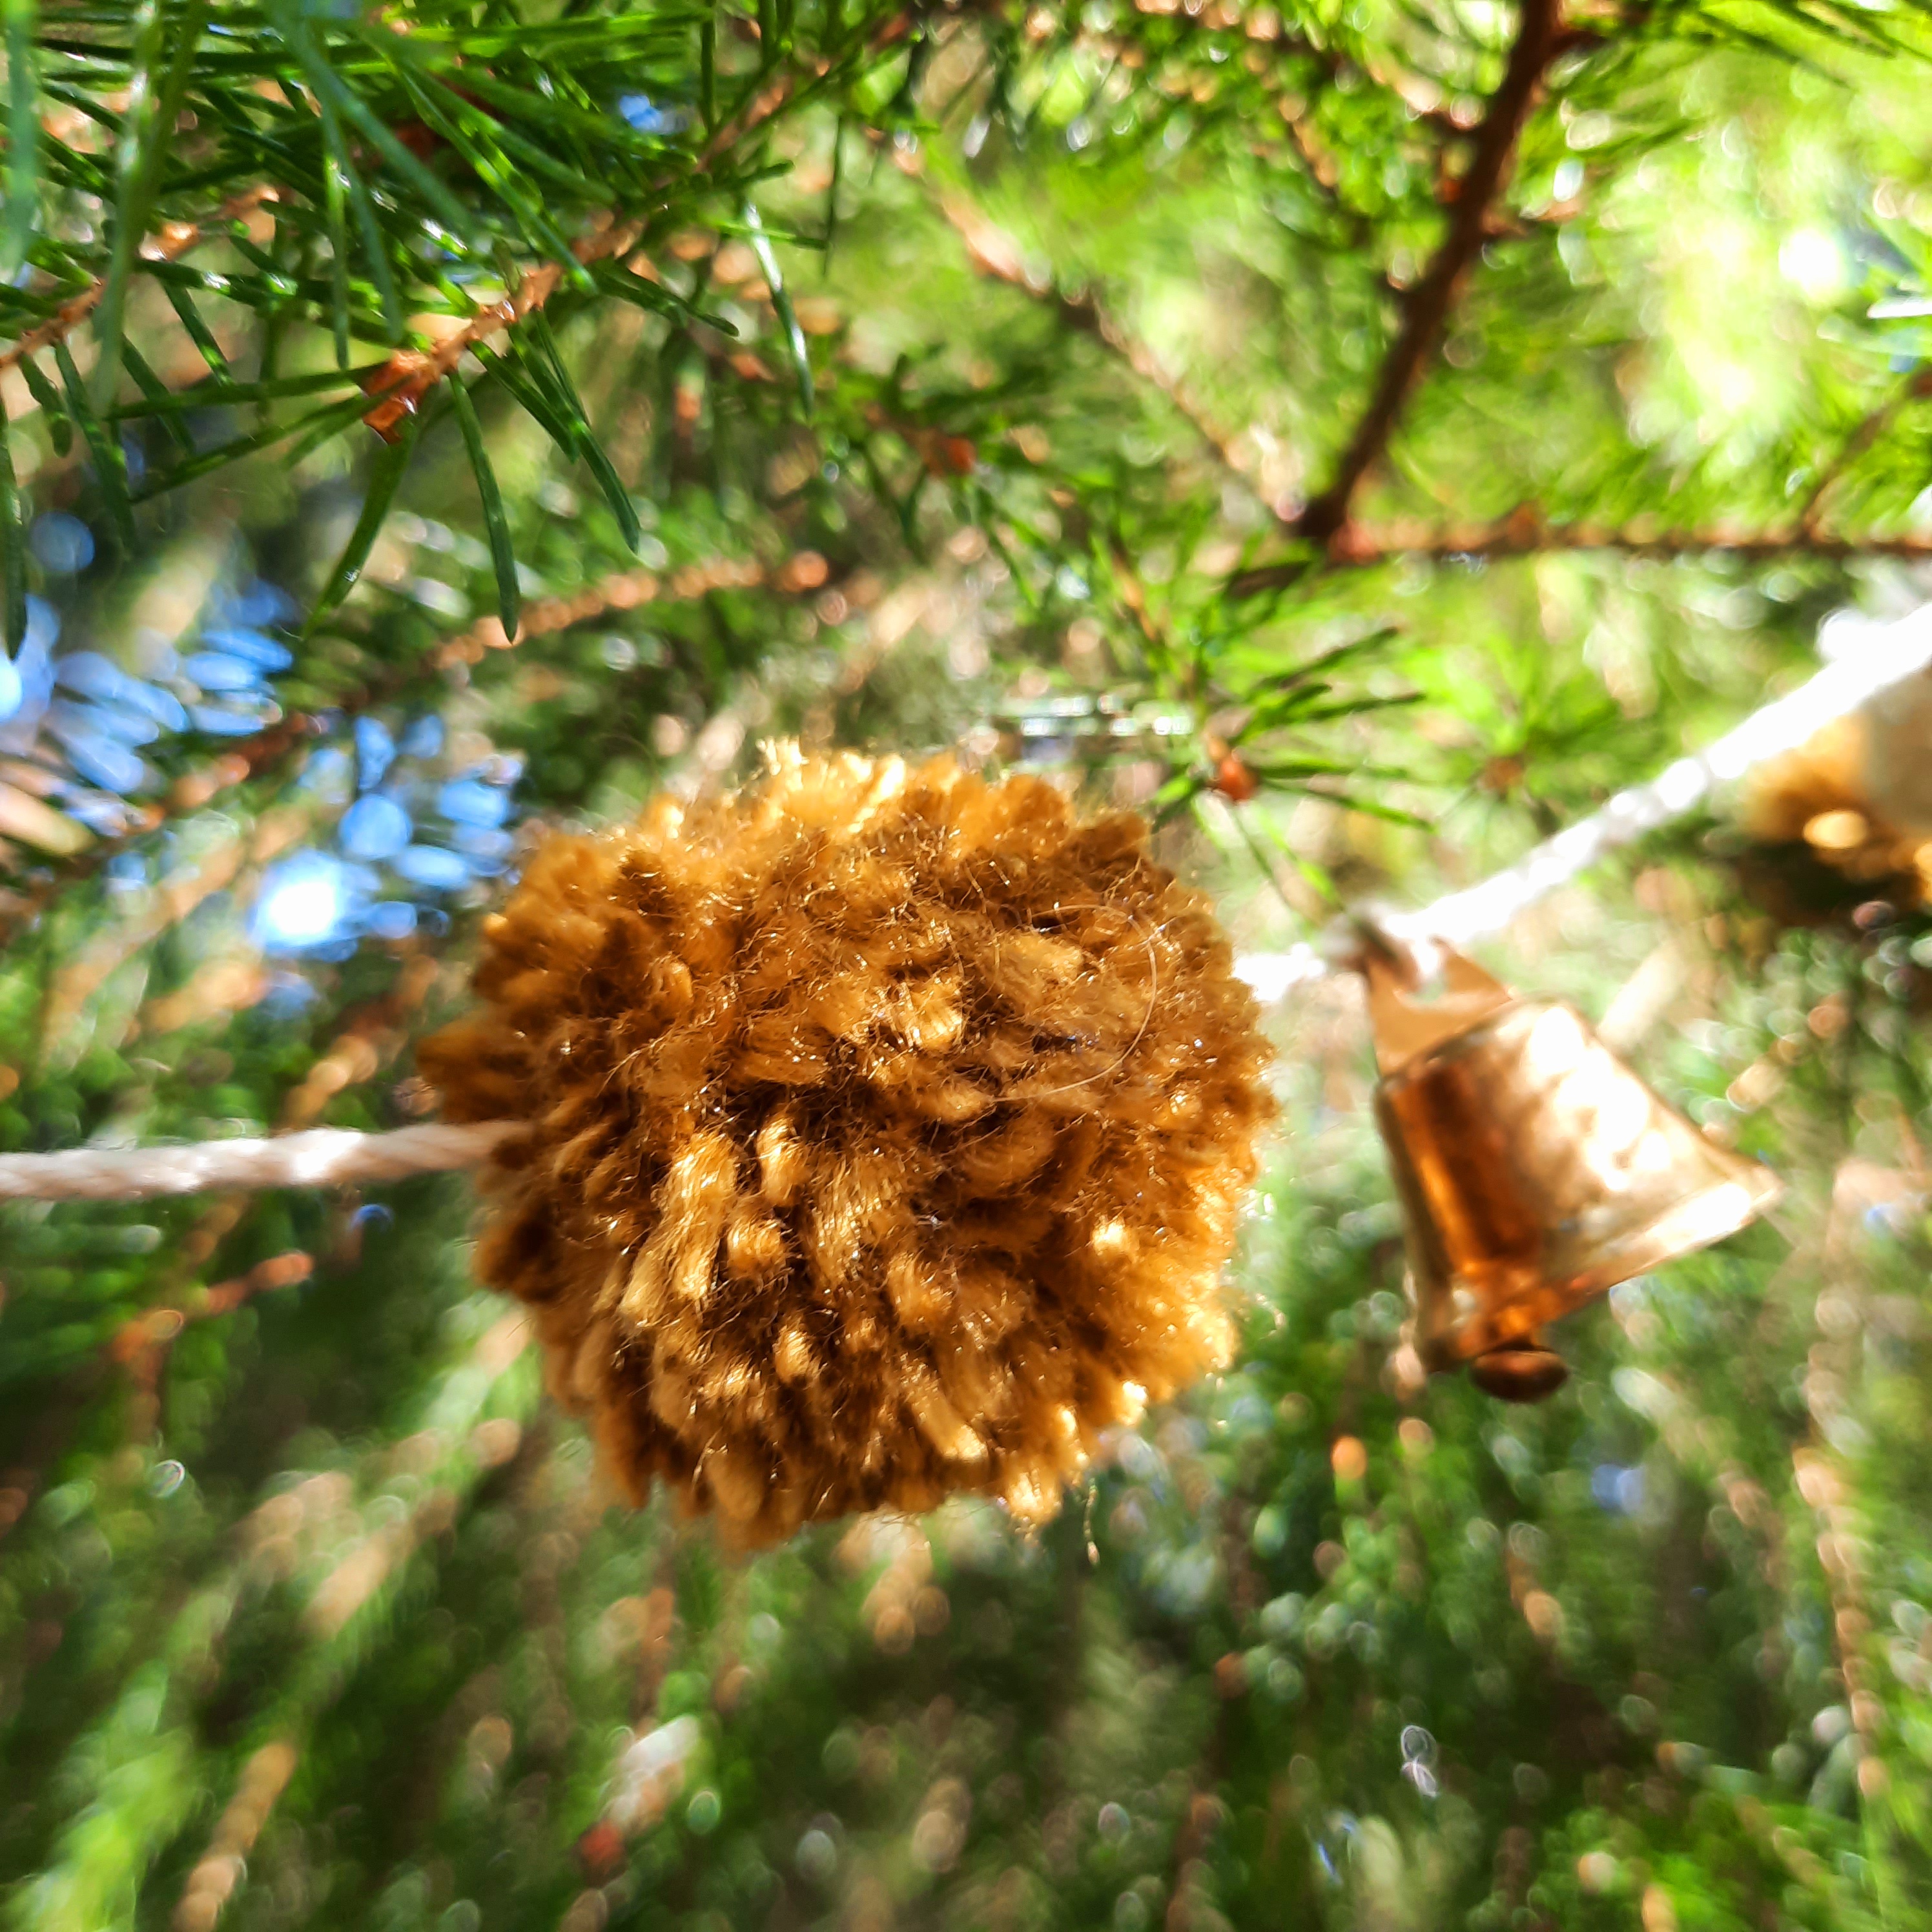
[0,0,920,642]
[4,6,1932,1919]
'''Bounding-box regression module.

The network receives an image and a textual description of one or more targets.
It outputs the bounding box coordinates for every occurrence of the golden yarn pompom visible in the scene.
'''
[420,749,1273,1543]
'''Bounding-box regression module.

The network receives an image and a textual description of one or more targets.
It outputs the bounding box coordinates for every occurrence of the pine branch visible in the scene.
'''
[112,1251,314,1442]
[13,1314,537,1931]
[1797,366,1932,536]
[359,215,648,439]
[0,1179,267,1555]
[935,194,1267,502]
[1224,512,1932,591]
[2,956,442,1549]
[0,709,322,951]
[1286,0,1563,553]
[697,10,912,169]
[37,819,299,1054]
[170,1740,303,1932]
[358,13,916,438]
[0,543,842,949]
[0,185,269,380]
[0,7,918,526]
[1273,99,1353,218]
[275,951,442,1128]
[1139,0,1577,597]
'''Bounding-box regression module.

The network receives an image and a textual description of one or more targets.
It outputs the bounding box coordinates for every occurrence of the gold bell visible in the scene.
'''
[1366,943,1781,1401]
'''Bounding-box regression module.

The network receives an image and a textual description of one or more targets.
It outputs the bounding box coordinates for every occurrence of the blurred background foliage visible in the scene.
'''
[3,0,1932,1927]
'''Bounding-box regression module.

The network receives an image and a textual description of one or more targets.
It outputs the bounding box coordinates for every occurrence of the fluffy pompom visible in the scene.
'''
[1739,718,1931,920]
[420,749,1273,1543]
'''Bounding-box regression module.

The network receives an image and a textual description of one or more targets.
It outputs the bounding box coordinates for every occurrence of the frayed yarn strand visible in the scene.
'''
[418,750,1276,1546]
[0,1122,515,1202]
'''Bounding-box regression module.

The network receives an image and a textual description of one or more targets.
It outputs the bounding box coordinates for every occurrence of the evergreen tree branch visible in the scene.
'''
[1272,99,1359,226]
[0,959,444,1560]
[1240,0,1565,583]
[0,185,269,380]
[1796,366,1932,536]
[0,710,325,952]
[0,1181,270,1556]
[37,807,312,1056]
[0,546,844,948]
[276,952,444,1131]
[0,1122,511,1201]
[1226,513,1932,589]
[10,1315,537,1930]
[934,193,1263,498]
[1,8,916,489]
[358,216,648,439]
[698,8,913,168]
[113,1251,314,1442]
[169,1738,303,1932]
[358,13,916,438]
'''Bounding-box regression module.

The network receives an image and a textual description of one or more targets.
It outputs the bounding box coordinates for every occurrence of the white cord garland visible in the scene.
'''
[0,1122,515,1202]
[2,604,1929,1204]
[1233,601,1932,1003]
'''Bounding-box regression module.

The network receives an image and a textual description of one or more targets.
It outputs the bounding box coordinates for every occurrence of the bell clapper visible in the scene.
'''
[1466,1334,1571,1404]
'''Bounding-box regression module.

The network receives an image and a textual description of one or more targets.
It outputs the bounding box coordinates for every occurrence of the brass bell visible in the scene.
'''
[1366,942,1781,1401]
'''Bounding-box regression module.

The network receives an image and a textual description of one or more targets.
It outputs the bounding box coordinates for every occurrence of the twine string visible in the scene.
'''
[4,606,1929,1203]
[1233,603,1932,1003]
[0,1122,517,1202]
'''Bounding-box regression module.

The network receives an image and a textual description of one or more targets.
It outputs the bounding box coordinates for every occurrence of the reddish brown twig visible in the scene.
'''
[37,814,304,1054]
[1224,512,1932,591]
[359,14,915,437]
[0,187,274,381]
[1288,0,1562,554]
[114,1252,316,1439]
[428,550,794,666]
[0,1236,314,1558]
[936,195,1265,499]
[1798,367,1932,537]
[956,5,1571,563]
[360,218,646,439]
[172,1740,303,1932]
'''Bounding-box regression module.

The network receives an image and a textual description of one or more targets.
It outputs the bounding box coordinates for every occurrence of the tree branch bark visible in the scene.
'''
[934,194,1271,505]
[1797,367,1932,536]
[0,187,272,381]
[1288,0,1563,551]
[1224,513,1932,592]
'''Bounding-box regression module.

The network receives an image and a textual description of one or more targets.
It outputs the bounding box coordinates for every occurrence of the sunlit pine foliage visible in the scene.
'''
[3,0,1932,1927]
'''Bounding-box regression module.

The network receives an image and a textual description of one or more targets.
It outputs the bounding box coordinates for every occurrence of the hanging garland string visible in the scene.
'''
[1234,604,1932,1001]
[0,1121,513,1202]
[3,608,1929,1207]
